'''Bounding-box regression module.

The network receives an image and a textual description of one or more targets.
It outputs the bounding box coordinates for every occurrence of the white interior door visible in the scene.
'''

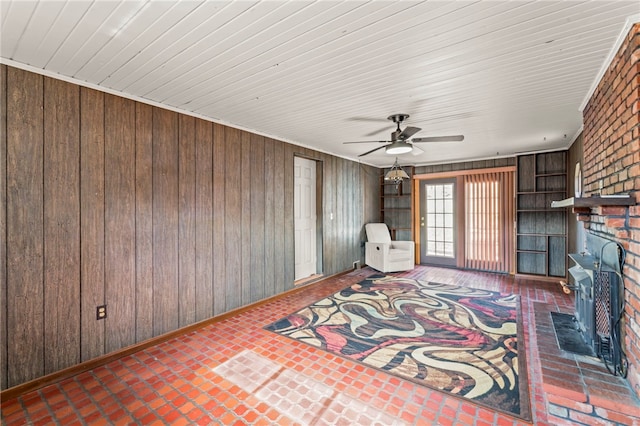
[294,157,316,280]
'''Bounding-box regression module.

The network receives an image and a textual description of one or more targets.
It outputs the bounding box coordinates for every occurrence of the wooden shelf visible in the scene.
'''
[517,209,564,212]
[517,191,567,195]
[551,195,635,208]
[516,152,567,278]
[517,233,566,237]
[536,172,567,177]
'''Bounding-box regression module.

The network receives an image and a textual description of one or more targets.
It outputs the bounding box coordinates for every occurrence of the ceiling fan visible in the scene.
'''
[344,113,464,157]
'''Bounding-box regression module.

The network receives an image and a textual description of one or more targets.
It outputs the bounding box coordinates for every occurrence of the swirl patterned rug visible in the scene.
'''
[265,275,531,420]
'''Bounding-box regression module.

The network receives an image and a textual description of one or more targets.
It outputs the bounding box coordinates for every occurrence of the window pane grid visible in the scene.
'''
[425,183,454,258]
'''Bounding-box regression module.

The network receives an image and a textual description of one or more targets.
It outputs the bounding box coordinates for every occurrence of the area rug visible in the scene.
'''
[265,275,530,420]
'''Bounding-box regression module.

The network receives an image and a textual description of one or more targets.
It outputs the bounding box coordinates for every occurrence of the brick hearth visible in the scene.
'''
[534,302,640,425]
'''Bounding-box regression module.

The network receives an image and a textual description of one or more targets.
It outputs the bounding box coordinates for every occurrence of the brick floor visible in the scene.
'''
[1,265,639,425]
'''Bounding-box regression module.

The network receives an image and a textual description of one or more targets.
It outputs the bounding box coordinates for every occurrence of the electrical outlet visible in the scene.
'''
[96,305,107,320]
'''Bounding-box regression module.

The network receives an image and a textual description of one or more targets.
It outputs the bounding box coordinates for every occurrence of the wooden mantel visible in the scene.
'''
[550,195,635,208]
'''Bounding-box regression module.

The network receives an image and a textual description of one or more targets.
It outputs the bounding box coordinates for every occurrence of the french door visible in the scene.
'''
[419,179,457,266]
[417,170,515,273]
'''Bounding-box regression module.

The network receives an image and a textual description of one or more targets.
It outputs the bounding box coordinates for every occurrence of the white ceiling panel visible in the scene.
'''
[1,1,38,59]
[10,1,68,66]
[105,1,260,91]
[46,1,139,74]
[73,1,182,82]
[1,0,638,167]
[139,0,325,100]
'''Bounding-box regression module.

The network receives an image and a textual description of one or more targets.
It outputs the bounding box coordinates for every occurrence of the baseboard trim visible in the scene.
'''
[1,269,352,402]
[515,273,565,283]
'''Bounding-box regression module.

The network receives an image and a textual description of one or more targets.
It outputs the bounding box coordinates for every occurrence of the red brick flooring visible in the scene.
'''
[1,266,639,425]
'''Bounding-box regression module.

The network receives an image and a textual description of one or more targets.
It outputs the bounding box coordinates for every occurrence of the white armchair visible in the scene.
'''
[364,223,415,273]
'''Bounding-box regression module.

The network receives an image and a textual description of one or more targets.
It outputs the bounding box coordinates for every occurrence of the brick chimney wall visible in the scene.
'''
[582,23,640,396]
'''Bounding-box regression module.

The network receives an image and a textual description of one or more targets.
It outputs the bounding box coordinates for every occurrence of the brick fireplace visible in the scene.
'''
[576,21,640,397]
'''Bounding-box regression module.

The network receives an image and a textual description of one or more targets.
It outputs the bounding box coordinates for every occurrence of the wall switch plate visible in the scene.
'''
[96,305,107,320]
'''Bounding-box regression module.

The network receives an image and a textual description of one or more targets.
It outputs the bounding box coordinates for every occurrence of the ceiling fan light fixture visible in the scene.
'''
[385,141,412,154]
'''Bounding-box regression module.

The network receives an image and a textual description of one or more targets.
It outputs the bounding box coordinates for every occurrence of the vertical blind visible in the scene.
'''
[464,171,514,273]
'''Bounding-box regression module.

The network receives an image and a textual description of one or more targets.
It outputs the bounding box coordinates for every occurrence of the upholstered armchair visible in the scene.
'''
[364,223,415,273]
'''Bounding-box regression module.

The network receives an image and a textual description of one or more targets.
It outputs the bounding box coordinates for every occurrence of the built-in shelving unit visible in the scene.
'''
[380,166,413,241]
[516,152,567,278]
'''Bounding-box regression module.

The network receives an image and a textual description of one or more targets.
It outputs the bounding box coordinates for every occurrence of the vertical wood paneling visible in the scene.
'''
[178,115,196,326]
[152,107,179,336]
[251,134,265,302]
[336,157,343,271]
[335,158,345,271]
[240,132,251,306]
[43,77,81,374]
[361,163,379,265]
[283,144,295,288]
[345,160,353,269]
[263,138,275,297]
[344,160,352,267]
[354,162,360,264]
[315,156,324,273]
[273,140,285,294]
[80,87,105,361]
[323,155,335,274]
[212,123,226,315]
[2,66,381,390]
[0,64,7,389]
[6,68,44,386]
[334,158,348,268]
[350,161,357,265]
[195,119,213,321]
[224,127,242,310]
[104,95,136,351]
[135,103,154,342]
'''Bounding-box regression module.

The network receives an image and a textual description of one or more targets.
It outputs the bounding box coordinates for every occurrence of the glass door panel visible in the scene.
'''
[420,180,456,266]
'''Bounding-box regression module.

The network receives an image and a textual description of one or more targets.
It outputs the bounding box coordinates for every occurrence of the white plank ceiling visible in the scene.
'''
[1,1,638,167]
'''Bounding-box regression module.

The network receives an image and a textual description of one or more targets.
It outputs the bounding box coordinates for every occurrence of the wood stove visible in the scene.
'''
[567,234,627,376]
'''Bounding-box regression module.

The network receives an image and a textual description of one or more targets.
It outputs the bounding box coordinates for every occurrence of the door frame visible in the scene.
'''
[293,155,323,281]
[417,177,461,267]
[413,166,515,269]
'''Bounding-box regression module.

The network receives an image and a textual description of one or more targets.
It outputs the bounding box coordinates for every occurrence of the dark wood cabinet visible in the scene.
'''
[516,152,567,278]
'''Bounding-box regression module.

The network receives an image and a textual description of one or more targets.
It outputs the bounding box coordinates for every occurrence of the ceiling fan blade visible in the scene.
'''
[358,145,388,157]
[399,126,421,139]
[347,117,389,123]
[411,145,424,156]
[412,135,464,143]
[364,126,391,137]
[343,140,389,144]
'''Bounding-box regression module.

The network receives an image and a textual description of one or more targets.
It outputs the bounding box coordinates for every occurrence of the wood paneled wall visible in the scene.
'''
[0,65,380,390]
